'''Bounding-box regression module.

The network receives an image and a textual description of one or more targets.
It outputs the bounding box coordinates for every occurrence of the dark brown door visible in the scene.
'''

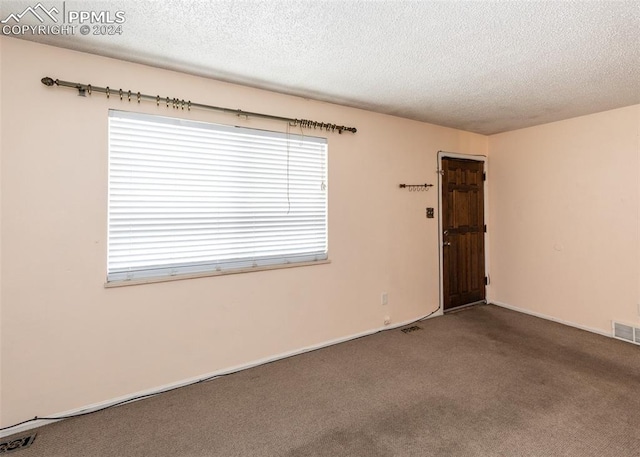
[442,158,485,310]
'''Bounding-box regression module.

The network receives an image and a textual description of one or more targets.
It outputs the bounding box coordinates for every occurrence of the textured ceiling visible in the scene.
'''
[3,0,640,134]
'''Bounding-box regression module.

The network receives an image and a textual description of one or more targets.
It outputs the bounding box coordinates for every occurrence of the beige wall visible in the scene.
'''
[488,105,640,333]
[0,38,487,427]
[0,36,4,423]
[637,108,640,316]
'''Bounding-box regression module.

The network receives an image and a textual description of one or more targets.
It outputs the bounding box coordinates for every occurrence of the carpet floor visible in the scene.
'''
[4,304,640,456]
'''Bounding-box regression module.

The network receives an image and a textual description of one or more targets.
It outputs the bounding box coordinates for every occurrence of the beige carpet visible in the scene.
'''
[5,304,640,456]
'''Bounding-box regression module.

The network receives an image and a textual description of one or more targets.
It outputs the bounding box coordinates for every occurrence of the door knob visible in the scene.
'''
[443,241,451,246]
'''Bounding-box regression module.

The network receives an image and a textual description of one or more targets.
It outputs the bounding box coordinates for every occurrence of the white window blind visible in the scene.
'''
[107,110,328,282]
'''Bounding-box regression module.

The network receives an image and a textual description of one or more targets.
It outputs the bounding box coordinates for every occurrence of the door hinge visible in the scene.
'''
[482,172,486,181]
[484,276,490,286]
[484,224,487,233]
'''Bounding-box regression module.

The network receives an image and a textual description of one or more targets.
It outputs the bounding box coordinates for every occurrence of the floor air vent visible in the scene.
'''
[0,434,37,454]
[401,326,422,334]
[612,321,640,346]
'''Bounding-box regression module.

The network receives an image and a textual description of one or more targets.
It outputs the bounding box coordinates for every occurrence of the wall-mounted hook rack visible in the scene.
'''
[399,183,433,192]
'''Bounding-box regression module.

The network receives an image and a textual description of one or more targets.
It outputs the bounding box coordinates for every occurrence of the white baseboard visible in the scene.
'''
[491,300,611,338]
[0,311,438,438]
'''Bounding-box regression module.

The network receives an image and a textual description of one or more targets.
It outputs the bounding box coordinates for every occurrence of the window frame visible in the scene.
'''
[106,110,329,285]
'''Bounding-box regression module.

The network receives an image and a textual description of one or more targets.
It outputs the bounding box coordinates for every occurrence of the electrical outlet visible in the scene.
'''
[381,293,388,306]
[384,316,391,325]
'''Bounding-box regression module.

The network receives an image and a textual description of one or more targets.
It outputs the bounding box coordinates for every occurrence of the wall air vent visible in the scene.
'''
[612,321,640,346]
[401,326,422,334]
[0,434,37,454]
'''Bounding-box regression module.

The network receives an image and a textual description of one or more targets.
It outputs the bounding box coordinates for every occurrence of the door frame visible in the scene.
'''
[437,151,490,314]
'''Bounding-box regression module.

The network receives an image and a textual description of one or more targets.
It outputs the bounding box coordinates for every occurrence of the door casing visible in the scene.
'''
[437,151,489,314]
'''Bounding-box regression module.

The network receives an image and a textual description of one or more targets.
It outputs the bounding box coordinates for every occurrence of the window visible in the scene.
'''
[107,110,328,282]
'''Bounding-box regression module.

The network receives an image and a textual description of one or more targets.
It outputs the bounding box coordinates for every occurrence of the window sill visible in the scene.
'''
[104,259,332,288]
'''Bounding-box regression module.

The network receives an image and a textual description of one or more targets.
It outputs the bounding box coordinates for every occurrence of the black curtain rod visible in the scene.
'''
[40,77,357,134]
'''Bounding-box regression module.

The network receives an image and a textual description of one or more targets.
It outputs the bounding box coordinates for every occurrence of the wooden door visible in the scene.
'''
[442,158,485,310]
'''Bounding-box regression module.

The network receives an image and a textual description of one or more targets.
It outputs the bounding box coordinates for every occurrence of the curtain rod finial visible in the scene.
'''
[41,77,55,86]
